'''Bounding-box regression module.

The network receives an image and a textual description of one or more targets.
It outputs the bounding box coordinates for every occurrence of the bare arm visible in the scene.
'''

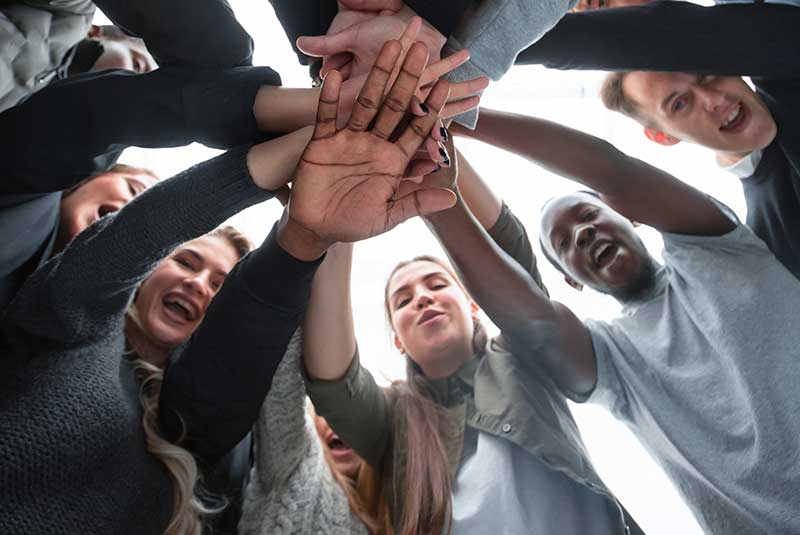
[425,192,596,397]
[457,108,735,236]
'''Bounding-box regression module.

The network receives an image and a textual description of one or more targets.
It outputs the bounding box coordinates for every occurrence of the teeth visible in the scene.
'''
[723,104,741,127]
[165,296,194,320]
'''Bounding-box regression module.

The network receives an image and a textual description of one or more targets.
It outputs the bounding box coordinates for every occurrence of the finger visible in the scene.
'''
[314,70,342,140]
[297,29,356,57]
[409,95,427,117]
[339,0,403,10]
[386,187,457,229]
[273,185,291,206]
[346,40,402,131]
[396,78,450,157]
[321,52,353,78]
[441,95,481,120]
[419,49,471,87]
[372,41,429,139]
[403,159,439,180]
[446,76,490,100]
[430,119,445,142]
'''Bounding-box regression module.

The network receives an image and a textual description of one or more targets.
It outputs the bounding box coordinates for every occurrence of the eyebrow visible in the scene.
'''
[181,248,228,278]
[390,272,446,300]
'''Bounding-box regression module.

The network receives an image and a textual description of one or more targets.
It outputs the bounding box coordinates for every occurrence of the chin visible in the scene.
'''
[145,316,190,347]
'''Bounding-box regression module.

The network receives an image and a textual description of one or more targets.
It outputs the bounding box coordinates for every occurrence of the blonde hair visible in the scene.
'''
[375,255,489,535]
[126,225,253,534]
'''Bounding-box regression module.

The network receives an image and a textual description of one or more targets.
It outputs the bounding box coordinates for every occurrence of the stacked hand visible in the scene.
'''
[297,1,488,122]
[278,39,458,261]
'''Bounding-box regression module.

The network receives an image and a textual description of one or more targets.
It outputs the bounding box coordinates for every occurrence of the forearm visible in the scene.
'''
[515,2,800,79]
[467,108,633,197]
[248,126,313,190]
[93,0,253,67]
[160,226,323,466]
[0,67,280,194]
[253,87,319,133]
[302,242,356,381]
[456,150,503,229]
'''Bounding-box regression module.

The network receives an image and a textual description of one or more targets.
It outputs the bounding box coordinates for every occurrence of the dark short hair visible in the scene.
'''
[600,71,652,127]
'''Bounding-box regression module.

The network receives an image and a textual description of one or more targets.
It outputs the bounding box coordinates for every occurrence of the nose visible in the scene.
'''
[574,223,596,249]
[414,291,434,309]
[181,273,212,303]
[695,85,730,113]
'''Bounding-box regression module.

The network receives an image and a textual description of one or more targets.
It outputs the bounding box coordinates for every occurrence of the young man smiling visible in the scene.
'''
[451,107,800,535]
[515,0,800,278]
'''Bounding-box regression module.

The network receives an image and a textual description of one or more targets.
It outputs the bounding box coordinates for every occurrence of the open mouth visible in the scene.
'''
[592,241,619,269]
[327,434,353,458]
[720,102,748,133]
[162,294,198,323]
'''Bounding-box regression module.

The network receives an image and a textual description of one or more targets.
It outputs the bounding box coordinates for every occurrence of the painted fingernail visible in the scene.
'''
[443,157,451,167]
[420,102,430,114]
[439,147,447,159]
[440,126,449,141]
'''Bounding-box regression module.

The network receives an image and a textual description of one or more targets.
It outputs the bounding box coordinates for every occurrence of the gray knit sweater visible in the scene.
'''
[239,330,370,535]
[0,147,270,535]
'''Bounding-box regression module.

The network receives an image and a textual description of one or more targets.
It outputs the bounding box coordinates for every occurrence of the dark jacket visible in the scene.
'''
[0,66,280,313]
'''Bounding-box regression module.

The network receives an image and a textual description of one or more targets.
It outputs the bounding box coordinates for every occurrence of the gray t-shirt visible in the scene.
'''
[451,427,616,535]
[586,210,800,535]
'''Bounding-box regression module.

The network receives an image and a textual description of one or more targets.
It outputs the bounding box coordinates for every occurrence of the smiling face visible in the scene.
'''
[386,260,475,379]
[133,236,240,347]
[622,73,777,162]
[540,193,657,300]
[313,414,363,479]
[57,169,158,252]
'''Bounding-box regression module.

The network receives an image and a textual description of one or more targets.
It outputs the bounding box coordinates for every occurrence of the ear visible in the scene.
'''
[87,24,102,39]
[393,334,406,354]
[643,127,680,146]
[564,275,583,291]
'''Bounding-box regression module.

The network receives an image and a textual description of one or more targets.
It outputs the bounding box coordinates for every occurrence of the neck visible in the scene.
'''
[610,254,662,305]
[419,343,473,380]
[715,149,753,168]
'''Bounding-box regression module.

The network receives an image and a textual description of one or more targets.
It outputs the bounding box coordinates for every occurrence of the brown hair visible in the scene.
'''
[63,163,160,198]
[125,225,253,534]
[373,255,489,535]
[599,71,650,126]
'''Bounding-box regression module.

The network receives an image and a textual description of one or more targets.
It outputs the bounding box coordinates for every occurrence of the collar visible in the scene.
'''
[426,354,481,406]
[722,149,763,179]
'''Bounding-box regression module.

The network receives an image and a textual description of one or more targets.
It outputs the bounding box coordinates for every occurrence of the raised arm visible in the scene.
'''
[457,108,734,236]
[0,66,281,194]
[2,127,311,344]
[515,2,800,79]
[93,0,253,67]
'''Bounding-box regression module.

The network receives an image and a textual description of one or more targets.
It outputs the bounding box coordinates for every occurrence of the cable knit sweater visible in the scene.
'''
[0,147,273,535]
[239,330,370,535]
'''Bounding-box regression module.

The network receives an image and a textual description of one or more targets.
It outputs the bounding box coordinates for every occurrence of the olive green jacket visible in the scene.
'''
[306,204,643,534]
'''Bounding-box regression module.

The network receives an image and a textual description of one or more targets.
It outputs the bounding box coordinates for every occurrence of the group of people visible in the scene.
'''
[1,1,797,535]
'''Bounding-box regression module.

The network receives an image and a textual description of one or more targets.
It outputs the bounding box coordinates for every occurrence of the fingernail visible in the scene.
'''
[440,126,449,141]
[443,157,451,167]
[420,102,429,114]
[439,146,447,159]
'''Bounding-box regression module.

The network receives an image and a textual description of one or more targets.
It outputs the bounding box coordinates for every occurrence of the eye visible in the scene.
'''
[673,95,689,113]
[174,256,195,270]
[127,181,138,197]
[696,74,714,84]
[210,280,222,292]
[395,296,410,309]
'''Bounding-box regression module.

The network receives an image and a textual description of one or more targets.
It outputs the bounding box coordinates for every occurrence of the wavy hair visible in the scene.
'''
[126,225,253,535]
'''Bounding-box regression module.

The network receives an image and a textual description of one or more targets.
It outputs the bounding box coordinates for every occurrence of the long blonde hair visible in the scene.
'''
[126,225,253,535]
[376,255,488,535]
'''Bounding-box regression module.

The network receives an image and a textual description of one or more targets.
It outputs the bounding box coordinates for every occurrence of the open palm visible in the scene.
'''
[289,39,456,246]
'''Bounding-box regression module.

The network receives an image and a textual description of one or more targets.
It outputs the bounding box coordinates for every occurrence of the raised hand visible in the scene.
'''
[279,40,458,260]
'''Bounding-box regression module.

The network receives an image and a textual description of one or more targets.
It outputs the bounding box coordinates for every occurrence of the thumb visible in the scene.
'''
[297,29,356,57]
[386,187,457,229]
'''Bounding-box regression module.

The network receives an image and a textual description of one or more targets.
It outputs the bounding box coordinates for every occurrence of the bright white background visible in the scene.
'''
[93,2,749,532]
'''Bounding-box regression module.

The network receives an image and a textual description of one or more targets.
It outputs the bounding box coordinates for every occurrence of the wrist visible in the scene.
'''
[276,214,332,262]
[247,126,314,191]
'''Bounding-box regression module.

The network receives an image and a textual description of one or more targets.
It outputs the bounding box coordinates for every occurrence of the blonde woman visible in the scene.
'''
[0,37,452,535]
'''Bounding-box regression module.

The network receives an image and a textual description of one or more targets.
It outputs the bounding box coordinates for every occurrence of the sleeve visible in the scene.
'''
[92,0,254,68]
[583,320,629,414]
[515,1,800,79]
[0,66,281,195]
[486,202,549,296]
[304,348,392,470]
[2,146,271,343]
[158,228,323,467]
[249,331,316,489]
[268,0,339,72]
[444,0,575,127]
[17,0,95,14]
